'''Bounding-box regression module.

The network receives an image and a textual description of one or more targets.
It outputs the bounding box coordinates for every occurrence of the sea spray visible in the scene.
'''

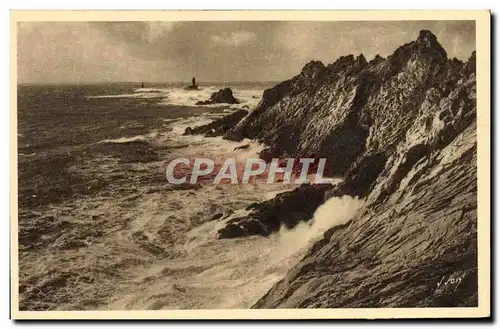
[88,85,263,109]
[51,107,361,310]
[106,195,363,309]
[273,195,363,264]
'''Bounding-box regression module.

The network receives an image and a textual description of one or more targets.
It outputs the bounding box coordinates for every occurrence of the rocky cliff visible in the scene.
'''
[254,120,477,307]
[187,30,478,307]
[249,30,477,308]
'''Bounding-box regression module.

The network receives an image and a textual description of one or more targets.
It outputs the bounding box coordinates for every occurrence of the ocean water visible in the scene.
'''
[17,82,361,310]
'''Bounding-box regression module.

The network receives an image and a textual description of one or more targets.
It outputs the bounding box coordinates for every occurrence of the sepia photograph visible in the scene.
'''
[10,10,490,319]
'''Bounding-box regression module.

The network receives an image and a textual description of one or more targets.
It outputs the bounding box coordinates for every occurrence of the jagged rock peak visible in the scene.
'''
[326,54,359,72]
[462,50,476,75]
[369,54,385,65]
[416,30,448,58]
[468,50,476,63]
[417,30,438,44]
[355,54,367,66]
[301,60,326,76]
[335,54,355,64]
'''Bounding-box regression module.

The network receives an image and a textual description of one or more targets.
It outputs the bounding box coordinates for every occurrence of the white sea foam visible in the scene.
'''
[105,194,362,310]
[88,85,264,110]
[29,102,355,311]
[99,136,146,143]
[275,195,362,257]
[99,131,158,144]
[101,128,357,309]
[87,91,165,99]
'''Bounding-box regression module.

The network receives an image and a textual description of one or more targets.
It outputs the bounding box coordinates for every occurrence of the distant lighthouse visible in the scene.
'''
[185,77,199,90]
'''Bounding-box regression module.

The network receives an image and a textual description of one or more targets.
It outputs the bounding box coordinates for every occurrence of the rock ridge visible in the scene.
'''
[182,31,478,307]
[246,30,478,308]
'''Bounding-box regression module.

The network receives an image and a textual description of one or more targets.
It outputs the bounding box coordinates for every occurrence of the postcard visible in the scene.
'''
[10,10,491,320]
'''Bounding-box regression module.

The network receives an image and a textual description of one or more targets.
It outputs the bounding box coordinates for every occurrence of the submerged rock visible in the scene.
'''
[217,219,268,239]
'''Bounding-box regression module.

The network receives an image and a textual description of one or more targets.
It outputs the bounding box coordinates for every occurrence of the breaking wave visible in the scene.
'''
[102,115,361,308]
[20,103,363,311]
[88,85,263,109]
[105,194,362,310]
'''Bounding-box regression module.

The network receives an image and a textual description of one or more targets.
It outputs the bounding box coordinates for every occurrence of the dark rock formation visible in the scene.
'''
[254,123,477,308]
[214,30,477,307]
[327,152,387,199]
[217,222,246,239]
[217,183,333,239]
[183,109,248,137]
[196,87,239,105]
[218,218,268,239]
[225,30,472,177]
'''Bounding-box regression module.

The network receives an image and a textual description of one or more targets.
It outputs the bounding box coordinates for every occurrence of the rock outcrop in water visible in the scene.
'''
[217,183,333,239]
[184,77,199,90]
[214,30,477,307]
[183,109,248,137]
[196,87,239,105]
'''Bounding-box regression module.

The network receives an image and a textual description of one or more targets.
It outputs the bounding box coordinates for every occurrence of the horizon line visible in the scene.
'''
[17,80,282,86]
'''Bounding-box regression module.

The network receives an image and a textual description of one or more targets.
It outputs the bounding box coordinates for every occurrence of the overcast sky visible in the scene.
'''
[17,20,475,84]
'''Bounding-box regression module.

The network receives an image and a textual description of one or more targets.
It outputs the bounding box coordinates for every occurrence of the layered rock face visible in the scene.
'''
[254,122,477,307]
[246,30,478,307]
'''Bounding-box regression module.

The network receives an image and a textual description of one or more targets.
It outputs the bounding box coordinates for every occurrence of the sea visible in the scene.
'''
[17,82,361,310]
